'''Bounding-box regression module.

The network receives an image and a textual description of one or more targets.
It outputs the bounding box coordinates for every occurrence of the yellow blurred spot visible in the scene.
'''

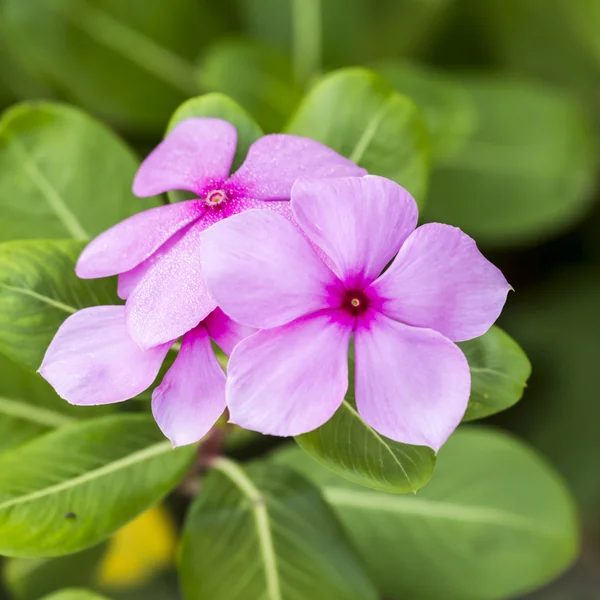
[98,505,176,589]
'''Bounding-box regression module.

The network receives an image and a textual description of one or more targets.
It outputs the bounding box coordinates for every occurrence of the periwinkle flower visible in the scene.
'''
[39,306,254,447]
[75,118,365,350]
[201,176,511,450]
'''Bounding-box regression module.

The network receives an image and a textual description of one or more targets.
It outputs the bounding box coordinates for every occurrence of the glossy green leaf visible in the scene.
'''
[277,426,579,600]
[0,0,228,131]
[179,458,378,600]
[0,102,158,242]
[0,352,111,455]
[375,60,476,161]
[40,590,109,600]
[460,326,531,421]
[5,544,107,600]
[424,77,598,246]
[0,414,195,557]
[286,68,430,206]
[0,239,119,371]
[167,93,263,174]
[198,39,301,133]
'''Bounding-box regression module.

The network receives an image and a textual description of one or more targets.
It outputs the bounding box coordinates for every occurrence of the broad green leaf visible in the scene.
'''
[40,590,109,600]
[375,60,476,161]
[0,102,158,242]
[5,544,107,600]
[0,0,228,131]
[179,458,378,600]
[424,77,598,246]
[503,268,600,528]
[0,414,195,557]
[0,352,111,455]
[0,239,119,371]
[286,68,430,206]
[167,93,263,174]
[459,326,531,421]
[276,426,579,600]
[296,396,436,494]
[198,39,302,133]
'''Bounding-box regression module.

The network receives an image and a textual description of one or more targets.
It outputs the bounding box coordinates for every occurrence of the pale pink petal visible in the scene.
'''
[354,311,470,451]
[292,176,418,288]
[227,311,353,436]
[228,134,367,201]
[76,201,202,279]
[152,326,226,447]
[369,224,511,342]
[203,308,256,356]
[126,222,216,349]
[133,118,237,197]
[39,306,171,405]
[201,210,342,329]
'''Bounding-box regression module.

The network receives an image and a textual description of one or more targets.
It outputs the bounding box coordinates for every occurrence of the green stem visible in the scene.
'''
[292,0,322,86]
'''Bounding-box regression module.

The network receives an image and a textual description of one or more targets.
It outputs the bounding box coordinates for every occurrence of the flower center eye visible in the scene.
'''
[344,290,369,315]
[205,190,228,206]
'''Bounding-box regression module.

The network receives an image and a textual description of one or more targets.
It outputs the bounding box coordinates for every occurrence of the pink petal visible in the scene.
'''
[354,311,470,451]
[152,326,226,447]
[126,221,216,349]
[76,201,202,279]
[133,118,237,197]
[201,209,342,329]
[227,311,353,436]
[369,223,511,342]
[39,306,170,405]
[228,134,367,201]
[203,308,256,356]
[291,176,418,288]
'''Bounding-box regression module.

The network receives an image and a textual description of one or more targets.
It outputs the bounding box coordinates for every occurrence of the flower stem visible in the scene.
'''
[292,0,322,87]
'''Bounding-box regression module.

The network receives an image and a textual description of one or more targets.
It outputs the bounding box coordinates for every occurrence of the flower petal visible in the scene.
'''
[292,176,418,288]
[227,311,353,436]
[228,134,367,201]
[369,223,511,342]
[76,201,202,279]
[201,209,342,329]
[39,306,171,405]
[133,118,237,197]
[354,311,470,451]
[152,326,226,447]
[126,222,216,349]
[203,308,256,356]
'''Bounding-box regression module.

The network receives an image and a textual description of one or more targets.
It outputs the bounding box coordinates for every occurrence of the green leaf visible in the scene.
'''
[0,352,111,455]
[179,458,378,600]
[0,0,228,131]
[375,60,476,161]
[0,239,119,371]
[424,77,598,246]
[5,544,107,600]
[198,39,302,133]
[276,426,579,600]
[0,414,195,557]
[39,590,109,600]
[460,326,531,421]
[167,93,263,174]
[286,68,430,206]
[0,102,158,242]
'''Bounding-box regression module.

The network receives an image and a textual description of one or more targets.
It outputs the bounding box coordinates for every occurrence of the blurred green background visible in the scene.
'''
[0,0,599,598]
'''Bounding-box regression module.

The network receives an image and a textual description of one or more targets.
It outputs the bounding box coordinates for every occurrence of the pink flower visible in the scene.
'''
[201,176,511,451]
[39,307,254,447]
[75,118,366,350]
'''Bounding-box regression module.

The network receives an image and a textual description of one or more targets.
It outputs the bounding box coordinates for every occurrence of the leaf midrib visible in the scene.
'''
[213,458,282,600]
[349,95,397,164]
[0,396,76,428]
[326,487,564,538]
[0,282,77,314]
[0,440,172,511]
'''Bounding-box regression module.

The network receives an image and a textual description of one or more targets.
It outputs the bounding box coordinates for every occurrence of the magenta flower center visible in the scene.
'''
[205,189,228,207]
[343,289,369,316]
